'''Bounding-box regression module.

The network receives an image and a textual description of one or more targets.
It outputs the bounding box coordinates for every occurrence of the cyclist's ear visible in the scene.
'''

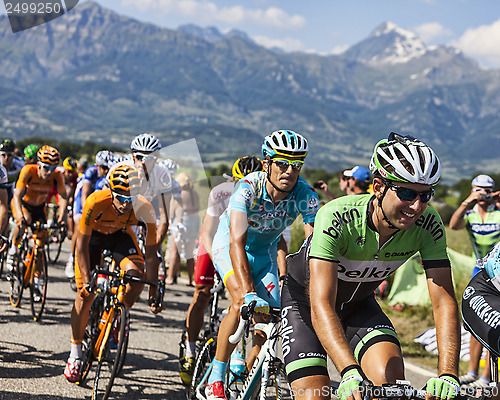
[372,178,384,197]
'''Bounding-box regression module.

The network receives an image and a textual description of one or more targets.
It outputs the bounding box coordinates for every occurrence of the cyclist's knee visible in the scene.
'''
[360,342,404,385]
[289,375,331,400]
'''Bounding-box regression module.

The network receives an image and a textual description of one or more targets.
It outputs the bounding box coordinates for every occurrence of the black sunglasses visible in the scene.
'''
[387,182,434,203]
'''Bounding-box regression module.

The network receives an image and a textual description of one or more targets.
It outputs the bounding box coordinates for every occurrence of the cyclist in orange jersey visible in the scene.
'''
[6,145,67,300]
[64,164,162,383]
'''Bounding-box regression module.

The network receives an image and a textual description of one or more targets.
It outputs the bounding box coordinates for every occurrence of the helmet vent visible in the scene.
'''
[281,134,287,147]
[430,161,439,178]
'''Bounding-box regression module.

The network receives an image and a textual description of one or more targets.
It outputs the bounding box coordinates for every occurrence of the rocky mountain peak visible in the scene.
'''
[344,21,427,65]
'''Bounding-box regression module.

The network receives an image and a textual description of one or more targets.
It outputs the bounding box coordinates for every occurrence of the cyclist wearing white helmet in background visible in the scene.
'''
[281,132,460,400]
[110,133,182,256]
[65,150,114,287]
[205,130,319,400]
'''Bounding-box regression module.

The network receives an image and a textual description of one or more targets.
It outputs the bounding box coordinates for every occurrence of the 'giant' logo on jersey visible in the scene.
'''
[323,207,361,239]
[415,212,444,242]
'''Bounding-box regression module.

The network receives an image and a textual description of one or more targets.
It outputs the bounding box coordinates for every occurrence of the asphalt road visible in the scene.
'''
[0,244,434,399]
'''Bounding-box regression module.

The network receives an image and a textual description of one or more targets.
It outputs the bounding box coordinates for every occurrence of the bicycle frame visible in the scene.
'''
[194,306,283,400]
[233,319,281,400]
[94,270,128,360]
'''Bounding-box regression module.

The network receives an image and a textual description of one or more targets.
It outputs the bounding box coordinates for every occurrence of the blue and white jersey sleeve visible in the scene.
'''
[0,164,8,186]
[82,165,99,184]
[294,176,319,224]
[227,174,258,215]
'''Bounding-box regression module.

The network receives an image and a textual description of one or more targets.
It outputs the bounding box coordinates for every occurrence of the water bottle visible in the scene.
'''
[96,274,109,295]
[228,351,245,392]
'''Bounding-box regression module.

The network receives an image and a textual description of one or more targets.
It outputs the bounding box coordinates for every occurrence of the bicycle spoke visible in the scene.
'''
[79,298,104,386]
[260,363,294,400]
[8,256,24,307]
[9,242,28,308]
[30,250,48,322]
[188,334,218,400]
[92,305,129,400]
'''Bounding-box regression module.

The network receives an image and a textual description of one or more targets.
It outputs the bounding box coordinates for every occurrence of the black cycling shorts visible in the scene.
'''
[75,229,144,289]
[21,201,47,225]
[461,269,500,357]
[281,275,400,383]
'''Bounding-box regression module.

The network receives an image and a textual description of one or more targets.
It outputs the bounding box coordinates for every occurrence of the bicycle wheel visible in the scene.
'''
[92,305,128,400]
[30,250,48,321]
[254,361,294,400]
[9,242,28,307]
[78,296,104,386]
[0,247,6,279]
[46,226,65,263]
[188,333,217,400]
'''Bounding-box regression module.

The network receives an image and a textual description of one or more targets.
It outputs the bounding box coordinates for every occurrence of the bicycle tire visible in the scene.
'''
[103,305,128,400]
[78,296,104,386]
[188,333,218,400]
[9,240,28,307]
[46,226,65,263]
[92,305,128,400]
[0,248,6,279]
[30,250,48,322]
[253,361,294,400]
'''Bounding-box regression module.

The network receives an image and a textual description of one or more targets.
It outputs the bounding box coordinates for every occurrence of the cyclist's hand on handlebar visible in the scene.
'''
[244,292,269,314]
[16,217,27,228]
[79,283,92,299]
[337,366,369,400]
[426,375,460,399]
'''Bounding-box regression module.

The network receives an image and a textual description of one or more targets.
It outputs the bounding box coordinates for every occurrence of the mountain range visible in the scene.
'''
[0,1,499,182]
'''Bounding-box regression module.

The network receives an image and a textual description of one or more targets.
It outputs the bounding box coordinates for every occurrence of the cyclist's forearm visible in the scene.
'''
[309,258,358,372]
[144,245,159,282]
[57,198,68,222]
[428,269,460,377]
[76,235,91,284]
[311,296,357,372]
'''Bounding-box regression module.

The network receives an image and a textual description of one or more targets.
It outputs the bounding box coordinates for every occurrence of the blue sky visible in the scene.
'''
[84,0,500,69]
[4,0,500,68]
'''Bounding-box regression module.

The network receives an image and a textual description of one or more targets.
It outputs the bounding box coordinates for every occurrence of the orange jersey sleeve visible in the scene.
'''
[16,164,65,206]
[80,189,157,242]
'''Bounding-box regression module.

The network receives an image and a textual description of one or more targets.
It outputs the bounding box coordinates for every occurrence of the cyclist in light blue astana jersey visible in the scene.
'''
[205,130,319,400]
[281,133,460,400]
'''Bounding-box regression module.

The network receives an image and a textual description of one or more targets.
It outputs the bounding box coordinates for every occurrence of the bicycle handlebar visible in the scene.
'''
[228,302,281,344]
[91,268,158,289]
[210,278,224,294]
[360,381,426,400]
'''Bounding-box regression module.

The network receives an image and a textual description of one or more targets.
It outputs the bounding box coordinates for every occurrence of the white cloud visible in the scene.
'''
[252,35,304,52]
[328,44,350,55]
[121,0,306,30]
[452,19,500,68]
[414,22,453,43]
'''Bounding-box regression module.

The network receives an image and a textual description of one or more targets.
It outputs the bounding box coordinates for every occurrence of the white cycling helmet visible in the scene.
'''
[369,132,441,185]
[131,133,162,153]
[159,159,178,175]
[261,130,308,160]
[95,150,114,168]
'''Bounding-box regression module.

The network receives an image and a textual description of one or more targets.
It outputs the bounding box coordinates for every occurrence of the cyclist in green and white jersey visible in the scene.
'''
[449,174,500,388]
[281,133,460,400]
